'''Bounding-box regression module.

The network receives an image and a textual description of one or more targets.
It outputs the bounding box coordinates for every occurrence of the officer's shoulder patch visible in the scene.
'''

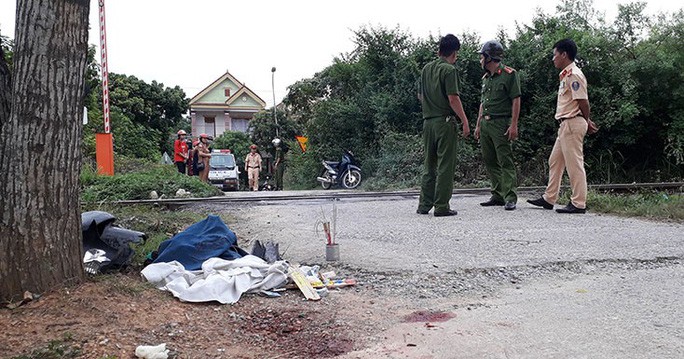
[571,81,581,91]
[503,66,515,74]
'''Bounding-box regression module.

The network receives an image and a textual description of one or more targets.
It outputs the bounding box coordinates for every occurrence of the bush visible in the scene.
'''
[81,164,223,202]
[283,142,321,190]
[80,161,99,187]
[454,139,487,186]
[115,156,161,174]
[212,131,252,163]
[363,132,423,190]
[361,132,488,190]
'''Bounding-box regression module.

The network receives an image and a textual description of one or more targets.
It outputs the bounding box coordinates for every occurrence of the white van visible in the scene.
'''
[208,149,240,191]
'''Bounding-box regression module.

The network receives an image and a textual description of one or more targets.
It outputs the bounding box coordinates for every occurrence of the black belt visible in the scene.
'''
[557,115,582,122]
[248,166,260,168]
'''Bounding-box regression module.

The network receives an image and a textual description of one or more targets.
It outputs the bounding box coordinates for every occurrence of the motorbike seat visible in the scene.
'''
[324,161,340,167]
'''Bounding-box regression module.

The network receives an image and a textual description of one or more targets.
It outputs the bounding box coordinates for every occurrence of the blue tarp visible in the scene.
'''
[152,215,247,270]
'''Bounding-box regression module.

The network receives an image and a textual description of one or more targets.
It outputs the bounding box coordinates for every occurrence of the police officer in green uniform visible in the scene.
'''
[474,40,521,210]
[273,138,285,190]
[417,34,470,217]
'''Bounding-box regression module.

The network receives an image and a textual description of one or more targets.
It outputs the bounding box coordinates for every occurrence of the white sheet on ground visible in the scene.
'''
[141,255,288,304]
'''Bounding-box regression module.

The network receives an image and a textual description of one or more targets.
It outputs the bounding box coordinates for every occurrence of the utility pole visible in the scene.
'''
[100,0,110,135]
[271,66,279,138]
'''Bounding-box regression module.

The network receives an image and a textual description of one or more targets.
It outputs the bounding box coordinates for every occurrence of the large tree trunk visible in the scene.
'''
[0,0,90,302]
[0,45,10,126]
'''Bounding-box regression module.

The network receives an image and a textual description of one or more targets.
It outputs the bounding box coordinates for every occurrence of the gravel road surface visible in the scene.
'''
[191,191,683,358]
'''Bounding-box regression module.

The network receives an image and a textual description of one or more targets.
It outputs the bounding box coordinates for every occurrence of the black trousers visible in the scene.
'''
[175,161,186,174]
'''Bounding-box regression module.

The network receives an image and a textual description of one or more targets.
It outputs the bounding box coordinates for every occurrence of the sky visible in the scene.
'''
[0,0,681,106]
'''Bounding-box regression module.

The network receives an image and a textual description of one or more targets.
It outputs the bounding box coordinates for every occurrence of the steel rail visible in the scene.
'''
[109,182,684,206]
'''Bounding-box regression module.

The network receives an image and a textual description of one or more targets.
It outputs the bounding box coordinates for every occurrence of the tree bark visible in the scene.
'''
[0,0,90,302]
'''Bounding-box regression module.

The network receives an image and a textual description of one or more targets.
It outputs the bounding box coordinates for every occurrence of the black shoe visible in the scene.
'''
[416,209,430,215]
[480,198,505,206]
[434,209,458,217]
[555,203,586,214]
[527,197,554,210]
[504,202,516,210]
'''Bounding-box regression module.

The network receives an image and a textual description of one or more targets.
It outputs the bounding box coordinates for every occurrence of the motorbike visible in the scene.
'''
[316,150,362,189]
[259,174,275,191]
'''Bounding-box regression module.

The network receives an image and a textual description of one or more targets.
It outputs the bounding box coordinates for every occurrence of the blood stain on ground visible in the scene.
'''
[401,310,455,323]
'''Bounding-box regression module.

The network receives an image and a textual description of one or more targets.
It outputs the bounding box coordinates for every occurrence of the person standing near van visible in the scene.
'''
[185,139,194,176]
[196,134,212,183]
[245,144,262,191]
[273,138,285,191]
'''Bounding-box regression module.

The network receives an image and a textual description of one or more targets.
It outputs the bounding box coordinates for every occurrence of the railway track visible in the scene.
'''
[113,182,684,206]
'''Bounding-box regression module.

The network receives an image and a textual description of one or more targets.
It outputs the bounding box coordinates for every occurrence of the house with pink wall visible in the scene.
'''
[189,71,266,137]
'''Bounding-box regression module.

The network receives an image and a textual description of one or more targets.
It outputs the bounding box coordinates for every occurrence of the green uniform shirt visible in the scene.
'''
[420,58,461,119]
[480,63,521,118]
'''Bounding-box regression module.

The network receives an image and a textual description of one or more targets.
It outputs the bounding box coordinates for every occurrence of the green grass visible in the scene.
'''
[574,190,684,221]
[588,191,684,221]
[11,333,80,359]
[87,273,154,296]
[81,163,223,202]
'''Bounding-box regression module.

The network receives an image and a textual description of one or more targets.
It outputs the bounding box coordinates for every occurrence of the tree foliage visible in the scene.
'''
[281,1,684,188]
[0,27,13,69]
[281,26,437,187]
[5,0,684,189]
[213,130,252,164]
[82,69,190,160]
[106,73,189,155]
[248,108,302,153]
[3,28,192,164]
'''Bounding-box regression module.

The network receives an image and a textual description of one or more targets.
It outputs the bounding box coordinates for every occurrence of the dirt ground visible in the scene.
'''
[0,271,395,358]
[0,201,452,359]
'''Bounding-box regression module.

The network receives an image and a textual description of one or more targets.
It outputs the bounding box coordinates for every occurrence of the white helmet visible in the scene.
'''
[272,138,281,146]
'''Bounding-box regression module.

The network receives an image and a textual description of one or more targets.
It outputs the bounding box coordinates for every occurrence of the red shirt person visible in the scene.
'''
[174,130,189,174]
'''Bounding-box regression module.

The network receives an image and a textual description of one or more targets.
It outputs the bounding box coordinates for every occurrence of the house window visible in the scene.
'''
[224,88,231,97]
[204,116,216,137]
[232,119,249,133]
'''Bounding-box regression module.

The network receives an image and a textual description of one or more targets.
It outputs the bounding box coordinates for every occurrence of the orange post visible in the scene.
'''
[96,1,114,176]
[96,133,114,175]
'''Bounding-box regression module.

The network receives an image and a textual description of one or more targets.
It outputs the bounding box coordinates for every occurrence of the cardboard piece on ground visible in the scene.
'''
[312,278,357,289]
[288,264,321,301]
